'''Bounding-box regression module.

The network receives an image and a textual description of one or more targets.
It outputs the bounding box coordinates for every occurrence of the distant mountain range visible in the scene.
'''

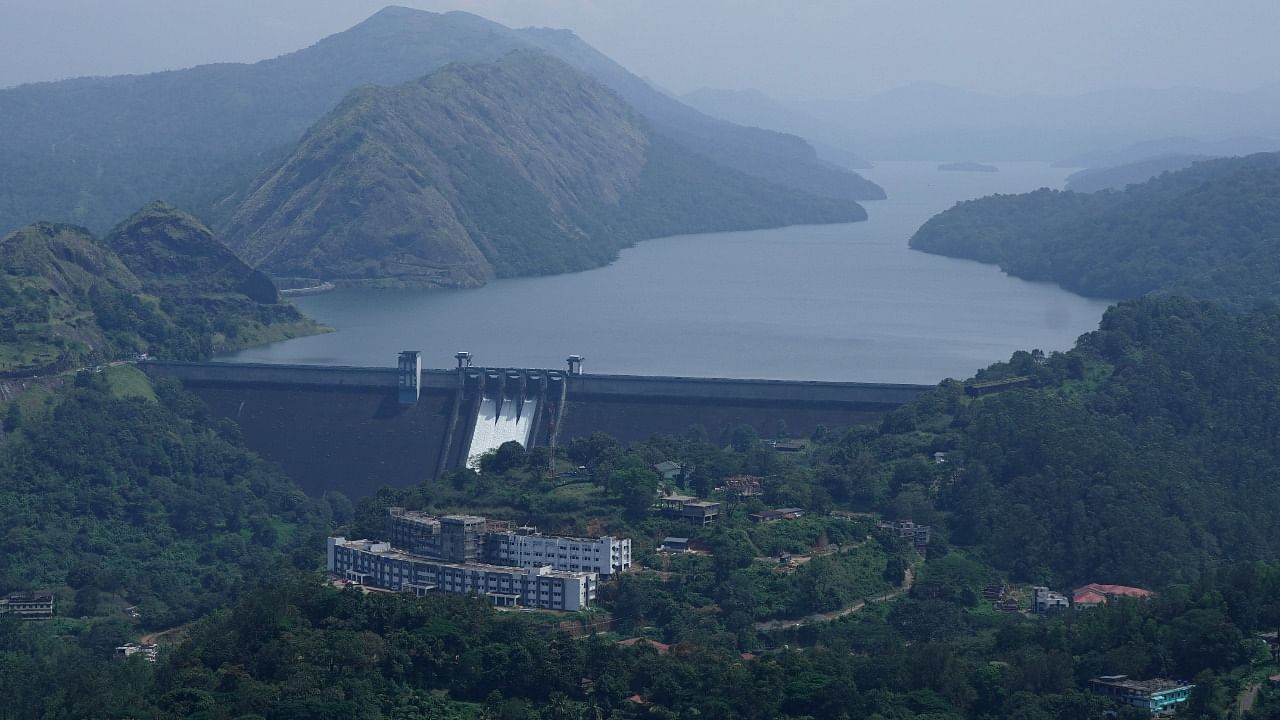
[1053,136,1280,169]
[779,81,1280,161]
[909,152,1280,310]
[0,6,882,240]
[224,52,864,287]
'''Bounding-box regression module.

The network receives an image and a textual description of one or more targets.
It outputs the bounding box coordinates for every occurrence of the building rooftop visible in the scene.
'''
[4,592,53,603]
[657,493,697,503]
[662,537,689,543]
[1091,676,1191,693]
[490,527,620,544]
[654,461,682,473]
[1073,583,1154,604]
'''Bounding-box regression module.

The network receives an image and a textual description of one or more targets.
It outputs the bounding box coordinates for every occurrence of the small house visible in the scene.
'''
[114,643,160,663]
[653,461,683,481]
[0,592,54,620]
[682,501,720,526]
[661,537,690,553]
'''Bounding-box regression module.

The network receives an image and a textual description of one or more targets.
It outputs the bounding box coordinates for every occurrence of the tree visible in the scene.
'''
[480,441,526,475]
[615,467,659,518]
[3,403,21,433]
[727,424,759,453]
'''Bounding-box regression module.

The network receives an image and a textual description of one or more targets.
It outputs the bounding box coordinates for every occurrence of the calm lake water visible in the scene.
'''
[224,161,1113,383]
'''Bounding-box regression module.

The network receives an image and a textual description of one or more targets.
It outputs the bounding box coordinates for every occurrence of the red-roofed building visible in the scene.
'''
[1073,583,1154,608]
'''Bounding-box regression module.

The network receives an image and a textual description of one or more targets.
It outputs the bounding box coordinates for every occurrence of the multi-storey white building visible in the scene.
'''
[1032,586,1070,613]
[485,526,631,577]
[385,508,632,577]
[328,537,598,611]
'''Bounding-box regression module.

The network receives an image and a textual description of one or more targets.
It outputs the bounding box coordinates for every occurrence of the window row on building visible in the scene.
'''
[327,537,598,611]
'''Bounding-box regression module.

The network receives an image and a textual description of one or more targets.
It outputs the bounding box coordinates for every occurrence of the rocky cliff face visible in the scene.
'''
[225,51,865,287]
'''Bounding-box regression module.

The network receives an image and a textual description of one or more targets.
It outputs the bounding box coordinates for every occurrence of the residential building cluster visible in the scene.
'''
[1017,582,1155,615]
[0,592,54,620]
[326,509,633,611]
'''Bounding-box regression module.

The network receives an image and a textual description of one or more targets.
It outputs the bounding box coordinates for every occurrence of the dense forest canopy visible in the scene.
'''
[910,152,1280,310]
[0,369,332,628]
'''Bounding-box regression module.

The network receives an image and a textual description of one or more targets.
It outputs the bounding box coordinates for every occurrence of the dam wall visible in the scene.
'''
[143,360,930,498]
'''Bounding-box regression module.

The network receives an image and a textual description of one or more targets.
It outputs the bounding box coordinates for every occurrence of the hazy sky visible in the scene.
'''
[2,1,1278,100]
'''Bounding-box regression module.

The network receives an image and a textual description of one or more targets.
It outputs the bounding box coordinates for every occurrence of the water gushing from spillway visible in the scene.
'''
[466,396,537,469]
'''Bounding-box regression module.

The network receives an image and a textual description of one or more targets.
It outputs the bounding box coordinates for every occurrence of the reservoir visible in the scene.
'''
[224,161,1112,383]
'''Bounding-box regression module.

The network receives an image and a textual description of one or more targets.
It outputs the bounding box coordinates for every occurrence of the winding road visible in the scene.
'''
[753,560,918,632]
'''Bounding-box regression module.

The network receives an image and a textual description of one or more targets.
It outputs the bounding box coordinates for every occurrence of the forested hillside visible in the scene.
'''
[225,51,864,286]
[910,152,1280,309]
[0,203,319,374]
[863,297,1280,587]
[0,370,332,628]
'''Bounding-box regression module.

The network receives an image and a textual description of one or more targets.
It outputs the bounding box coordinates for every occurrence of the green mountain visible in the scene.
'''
[909,152,1280,310]
[0,7,881,237]
[0,204,319,374]
[223,51,865,287]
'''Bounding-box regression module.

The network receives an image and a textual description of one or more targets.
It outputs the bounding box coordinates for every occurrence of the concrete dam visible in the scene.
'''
[142,354,932,499]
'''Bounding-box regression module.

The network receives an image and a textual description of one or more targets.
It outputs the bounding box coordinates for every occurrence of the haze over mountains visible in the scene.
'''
[0,6,881,240]
[687,81,1280,165]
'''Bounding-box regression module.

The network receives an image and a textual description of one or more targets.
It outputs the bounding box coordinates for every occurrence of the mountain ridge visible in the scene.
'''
[224,51,866,287]
[0,6,881,236]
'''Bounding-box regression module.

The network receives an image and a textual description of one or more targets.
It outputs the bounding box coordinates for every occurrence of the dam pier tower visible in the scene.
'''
[398,350,422,405]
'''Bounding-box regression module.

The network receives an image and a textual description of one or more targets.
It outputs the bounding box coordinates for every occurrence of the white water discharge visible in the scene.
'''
[466,396,537,469]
